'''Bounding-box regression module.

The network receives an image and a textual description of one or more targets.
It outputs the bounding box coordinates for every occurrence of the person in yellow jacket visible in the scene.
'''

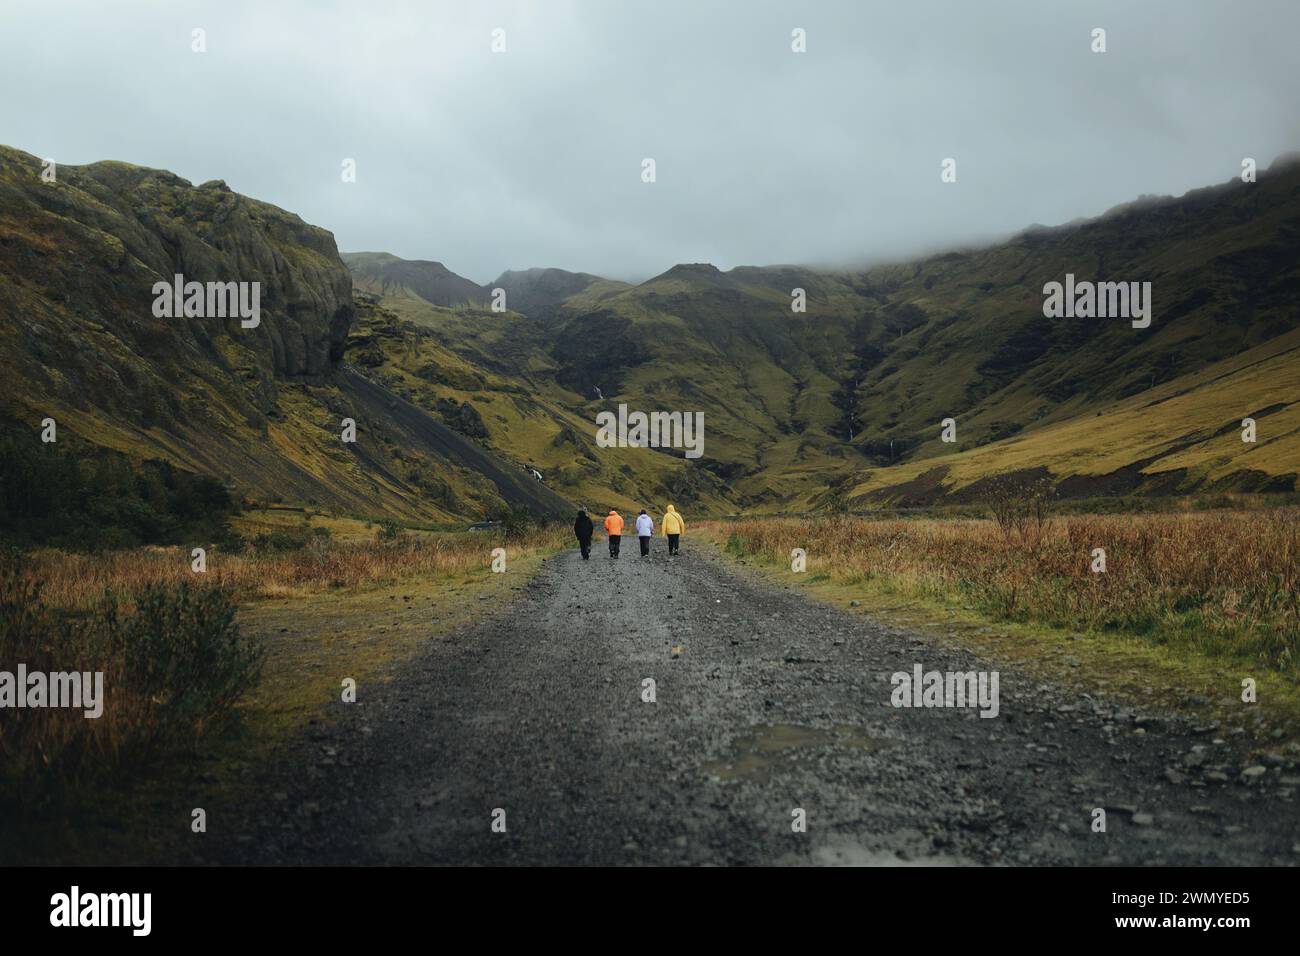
[604,509,624,558]
[661,504,685,555]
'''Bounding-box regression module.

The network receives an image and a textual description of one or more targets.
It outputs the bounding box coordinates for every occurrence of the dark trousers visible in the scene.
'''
[609,534,620,557]
[639,536,650,557]
[667,534,680,554]
[578,539,591,559]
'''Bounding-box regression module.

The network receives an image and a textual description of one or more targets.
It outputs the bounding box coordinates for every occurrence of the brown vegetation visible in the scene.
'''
[715,508,1300,675]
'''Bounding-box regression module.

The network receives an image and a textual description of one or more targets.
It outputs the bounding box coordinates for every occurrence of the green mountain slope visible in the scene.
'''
[491,267,625,322]
[342,291,731,513]
[832,325,1300,507]
[343,251,487,307]
[3,140,1296,526]
[351,157,1300,508]
[0,146,572,524]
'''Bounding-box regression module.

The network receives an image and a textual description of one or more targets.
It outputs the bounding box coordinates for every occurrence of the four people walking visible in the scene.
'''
[574,505,686,560]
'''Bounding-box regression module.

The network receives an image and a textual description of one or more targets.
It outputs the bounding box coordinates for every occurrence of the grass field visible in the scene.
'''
[702,508,1300,740]
[21,517,569,610]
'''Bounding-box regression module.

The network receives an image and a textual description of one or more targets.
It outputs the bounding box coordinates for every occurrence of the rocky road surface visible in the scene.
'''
[201,542,1300,865]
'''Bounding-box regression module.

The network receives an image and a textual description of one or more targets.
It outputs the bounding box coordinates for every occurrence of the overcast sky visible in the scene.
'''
[3,0,1298,284]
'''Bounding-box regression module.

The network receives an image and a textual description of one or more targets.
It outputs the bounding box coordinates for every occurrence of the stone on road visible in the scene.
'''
[209,543,1300,865]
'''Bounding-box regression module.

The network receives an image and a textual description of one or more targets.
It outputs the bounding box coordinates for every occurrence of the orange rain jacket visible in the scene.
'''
[604,510,624,535]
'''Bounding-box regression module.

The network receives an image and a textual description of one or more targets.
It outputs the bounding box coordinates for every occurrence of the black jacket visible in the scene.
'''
[573,512,594,541]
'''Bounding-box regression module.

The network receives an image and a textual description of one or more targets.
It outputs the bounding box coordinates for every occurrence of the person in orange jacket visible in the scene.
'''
[604,509,624,558]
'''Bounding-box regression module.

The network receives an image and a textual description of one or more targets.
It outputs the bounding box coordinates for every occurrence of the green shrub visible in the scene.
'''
[0,429,238,551]
[253,525,314,551]
[485,505,536,539]
[0,554,264,810]
[94,582,263,748]
[724,532,748,557]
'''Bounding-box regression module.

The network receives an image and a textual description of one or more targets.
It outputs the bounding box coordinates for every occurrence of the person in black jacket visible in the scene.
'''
[573,509,594,560]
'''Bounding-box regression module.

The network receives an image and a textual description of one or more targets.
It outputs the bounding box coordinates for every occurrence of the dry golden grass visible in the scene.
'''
[0,566,259,812]
[708,509,1300,675]
[22,525,573,611]
[2,524,573,832]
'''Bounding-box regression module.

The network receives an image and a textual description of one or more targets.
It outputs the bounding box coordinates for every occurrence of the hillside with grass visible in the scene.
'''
[491,267,624,322]
[343,251,488,307]
[826,325,1300,507]
[0,145,572,535]
[3,140,1297,532]
[348,156,1300,510]
[343,291,732,513]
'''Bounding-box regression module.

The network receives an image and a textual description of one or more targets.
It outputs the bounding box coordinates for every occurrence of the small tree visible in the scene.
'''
[988,475,1055,555]
[486,505,536,539]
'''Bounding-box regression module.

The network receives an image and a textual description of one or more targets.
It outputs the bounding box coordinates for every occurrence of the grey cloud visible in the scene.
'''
[3,0,1297,283]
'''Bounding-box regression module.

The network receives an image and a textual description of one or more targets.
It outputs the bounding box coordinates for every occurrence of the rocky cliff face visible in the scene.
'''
[0,145,353,431]
[0,146,572,522]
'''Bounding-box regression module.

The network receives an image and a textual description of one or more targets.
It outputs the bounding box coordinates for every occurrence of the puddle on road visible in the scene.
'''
[803,841,971,867]
[702,723,900,784]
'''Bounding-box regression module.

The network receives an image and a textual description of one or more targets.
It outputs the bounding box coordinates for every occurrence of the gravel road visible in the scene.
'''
[201,541,1300,866]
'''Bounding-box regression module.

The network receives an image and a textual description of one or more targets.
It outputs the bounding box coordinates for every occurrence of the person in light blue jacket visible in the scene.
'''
[635,509,654,558]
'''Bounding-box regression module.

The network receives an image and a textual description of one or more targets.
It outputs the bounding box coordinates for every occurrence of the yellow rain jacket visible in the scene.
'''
[662,505,685,536]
